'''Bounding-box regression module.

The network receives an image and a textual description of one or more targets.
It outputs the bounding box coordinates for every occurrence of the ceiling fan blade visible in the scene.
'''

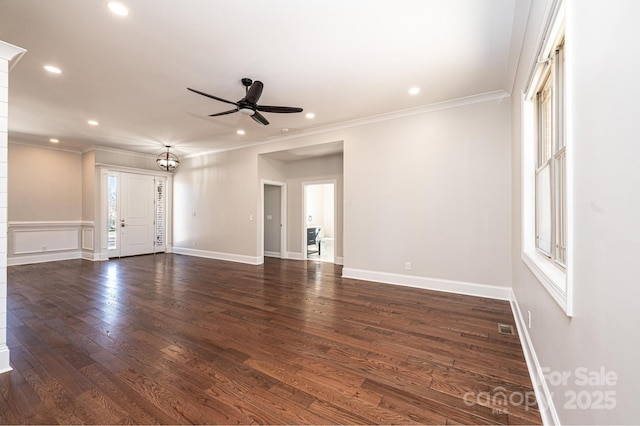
[209,109,238,117]
[187,88,238,106]
[256,105,303,114]
[251,111,270,125]
[244,80,264,104]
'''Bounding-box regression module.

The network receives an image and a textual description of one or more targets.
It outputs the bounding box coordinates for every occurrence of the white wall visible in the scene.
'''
[173,148,260,263]
[7,144,85,264]
[323,184,335,239]
[94,147,159,171]
[175,148,344,263]
[82,150,96,222]
[5,144,166,264]
[344,98,512,289]
[8,143,82,221]
[173,94,511,296]
[511,0,640,423]
[306,184,326,231]
[281,154,343,259]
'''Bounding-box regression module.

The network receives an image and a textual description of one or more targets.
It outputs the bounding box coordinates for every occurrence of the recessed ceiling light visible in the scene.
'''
[409,87,421,95]
[236,129,245,135]
[44,65,62,74]
[305,113,315,119]
[87,120,99,126]
[107,1,129,16]
[49,138,59,143]
[281,128,289,133]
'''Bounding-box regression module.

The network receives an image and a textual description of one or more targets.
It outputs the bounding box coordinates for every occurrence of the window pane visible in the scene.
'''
[536,165,552,255]
[537,76,552,168]
[555,44,565,151]
[108,175,118,250]
[155,179,164,246]
[556,151,566,264]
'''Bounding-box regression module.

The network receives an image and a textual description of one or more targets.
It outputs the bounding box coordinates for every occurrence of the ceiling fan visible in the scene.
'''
[187,78,303,125]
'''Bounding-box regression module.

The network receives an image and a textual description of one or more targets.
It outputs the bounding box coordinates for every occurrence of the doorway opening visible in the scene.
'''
[303,181,336,263]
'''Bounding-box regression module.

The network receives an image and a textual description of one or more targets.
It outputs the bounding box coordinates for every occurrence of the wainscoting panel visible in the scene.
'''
[8,221,92,265]
[82,228,94,251]
[13,228,78,254]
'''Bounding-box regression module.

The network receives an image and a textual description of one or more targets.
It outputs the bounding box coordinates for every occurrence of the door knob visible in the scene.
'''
[121,219,125,227]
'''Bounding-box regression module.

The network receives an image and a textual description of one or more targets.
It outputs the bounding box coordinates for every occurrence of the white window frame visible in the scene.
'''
[521,0,573,316]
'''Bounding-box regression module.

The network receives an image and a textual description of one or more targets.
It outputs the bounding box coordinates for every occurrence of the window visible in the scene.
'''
[155,178,165,247]
[535,40,566,267]
[107,174,118,251]
[522,0,571,315]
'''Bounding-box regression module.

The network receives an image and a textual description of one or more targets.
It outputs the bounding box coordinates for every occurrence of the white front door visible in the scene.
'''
[120,172,156,257]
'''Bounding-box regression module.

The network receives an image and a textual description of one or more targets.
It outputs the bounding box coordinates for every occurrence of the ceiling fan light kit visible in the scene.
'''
[187,78,303,126]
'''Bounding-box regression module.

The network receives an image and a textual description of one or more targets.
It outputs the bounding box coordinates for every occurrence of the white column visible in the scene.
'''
[0,41,26,374]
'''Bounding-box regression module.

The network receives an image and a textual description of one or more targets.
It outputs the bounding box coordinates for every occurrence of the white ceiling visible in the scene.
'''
[0,0,525,158]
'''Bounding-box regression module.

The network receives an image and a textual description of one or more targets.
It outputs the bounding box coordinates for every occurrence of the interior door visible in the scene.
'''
[120,172,156,257]
[264,184,282,258]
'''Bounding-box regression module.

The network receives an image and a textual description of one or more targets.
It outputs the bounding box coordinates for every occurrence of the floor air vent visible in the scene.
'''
[498,323,515,335]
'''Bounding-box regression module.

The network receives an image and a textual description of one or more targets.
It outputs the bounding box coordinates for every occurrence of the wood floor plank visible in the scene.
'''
[3,254,541,424]
[79,362,176,424]
[0,369,42,421]
[245,357,418,425]
[19,365,86,424]
[307,398,374,425]
[362,376,508,425]
[117,367,199,424]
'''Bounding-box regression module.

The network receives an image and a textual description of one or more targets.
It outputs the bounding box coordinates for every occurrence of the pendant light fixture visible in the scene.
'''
[156,145,179,172]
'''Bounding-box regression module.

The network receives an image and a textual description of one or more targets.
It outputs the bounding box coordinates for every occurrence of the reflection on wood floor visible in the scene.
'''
[2,254,540,424]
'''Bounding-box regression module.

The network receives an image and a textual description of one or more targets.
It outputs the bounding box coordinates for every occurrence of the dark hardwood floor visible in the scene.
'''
[1,254,541,424]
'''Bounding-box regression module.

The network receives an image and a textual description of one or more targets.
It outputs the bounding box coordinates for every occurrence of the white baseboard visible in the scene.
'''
[7,250,83,266]
[0,346,11,375]
[8,247,255,265]
[81,250,104,261]
[172,247,262,265]
[264,251,281,258]
[341,268,512,300]
[510,292,559,425]
[286,251,303,260]
[335,256,344,265]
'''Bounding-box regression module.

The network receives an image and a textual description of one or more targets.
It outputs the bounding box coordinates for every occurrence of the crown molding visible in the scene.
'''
[8,139,83,154]
[187,90,510,159]
[88,144,157,159]
[0,40,26,69]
